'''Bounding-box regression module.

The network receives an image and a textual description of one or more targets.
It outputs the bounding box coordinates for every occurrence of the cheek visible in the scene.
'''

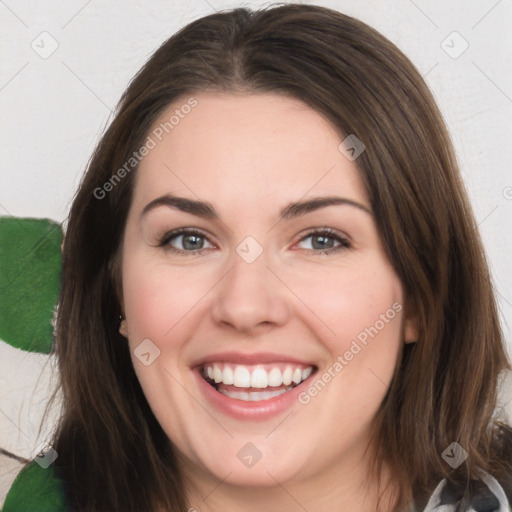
[287,263,403,345]
[122,257,212,339]
[288,261,405,401]
[295,268,403,427]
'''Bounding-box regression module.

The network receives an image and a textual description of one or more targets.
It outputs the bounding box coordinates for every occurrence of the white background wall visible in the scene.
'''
[1,0,511,504]
[1,0,511,342]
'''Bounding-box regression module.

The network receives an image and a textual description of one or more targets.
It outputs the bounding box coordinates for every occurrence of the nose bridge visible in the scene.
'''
[210,239,289,332]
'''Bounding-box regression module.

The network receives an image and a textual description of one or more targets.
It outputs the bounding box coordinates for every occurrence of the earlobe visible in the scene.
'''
[119,318,128,338]
[404,318,419,344]
[403,299,419,344]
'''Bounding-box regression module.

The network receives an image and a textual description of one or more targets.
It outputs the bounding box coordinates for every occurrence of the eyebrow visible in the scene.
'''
[140,194,372,221]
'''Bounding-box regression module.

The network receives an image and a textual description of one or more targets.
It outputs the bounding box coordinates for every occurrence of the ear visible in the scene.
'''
[403,297,419,344]
[109,253,127,338]
[117,291,126,338]
[119,318,128,338]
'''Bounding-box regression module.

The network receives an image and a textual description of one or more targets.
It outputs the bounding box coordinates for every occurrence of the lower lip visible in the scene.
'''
[193,369,312,421]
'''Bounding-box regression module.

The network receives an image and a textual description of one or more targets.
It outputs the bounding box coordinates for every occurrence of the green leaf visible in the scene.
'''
[0,217,63,353]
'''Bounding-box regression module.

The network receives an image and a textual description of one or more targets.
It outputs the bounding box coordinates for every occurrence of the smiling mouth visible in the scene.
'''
[200,362,316,402]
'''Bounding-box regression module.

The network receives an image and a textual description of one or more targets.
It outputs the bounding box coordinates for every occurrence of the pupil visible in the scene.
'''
[183,235,203,250]
[313,235,332,250]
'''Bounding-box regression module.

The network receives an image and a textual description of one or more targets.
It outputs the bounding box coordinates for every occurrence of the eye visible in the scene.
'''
[296,228,351,254]
[158,228,215,255]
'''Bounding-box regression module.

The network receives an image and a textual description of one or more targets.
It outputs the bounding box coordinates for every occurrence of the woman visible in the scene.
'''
[4,4,511,511]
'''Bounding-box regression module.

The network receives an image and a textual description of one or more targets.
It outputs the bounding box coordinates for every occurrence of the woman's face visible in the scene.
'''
[120,92,417,491]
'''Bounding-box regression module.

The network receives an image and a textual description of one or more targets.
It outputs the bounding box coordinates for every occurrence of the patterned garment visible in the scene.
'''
[422,471,510,512]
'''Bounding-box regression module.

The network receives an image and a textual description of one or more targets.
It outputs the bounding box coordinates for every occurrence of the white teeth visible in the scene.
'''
[302,367,312,380]
[282,366,293,385]
[250,368,268,388]
[203,363,315,390]
[226,390,249,401]
[268,367,283,387]
[292,368,302,385]
[213,364,223,383]
[222,366,234,385]
[233,366,251,388]
[219,388,292,401]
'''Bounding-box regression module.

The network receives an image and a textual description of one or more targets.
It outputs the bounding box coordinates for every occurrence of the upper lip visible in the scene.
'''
[191,352,315,368]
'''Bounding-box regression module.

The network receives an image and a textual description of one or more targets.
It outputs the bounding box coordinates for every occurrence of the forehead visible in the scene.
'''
[132,92,368,212]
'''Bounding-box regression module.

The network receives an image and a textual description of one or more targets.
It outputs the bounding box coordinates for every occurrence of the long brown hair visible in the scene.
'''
[50,4,511,511]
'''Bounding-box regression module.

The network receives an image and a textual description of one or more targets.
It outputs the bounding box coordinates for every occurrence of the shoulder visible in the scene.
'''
[2,461,66,512]
[493,422,512,501]
[419,423,512,511]
[422,472,511,512]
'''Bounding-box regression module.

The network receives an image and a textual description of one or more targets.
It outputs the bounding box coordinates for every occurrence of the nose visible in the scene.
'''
[210,248,291,336]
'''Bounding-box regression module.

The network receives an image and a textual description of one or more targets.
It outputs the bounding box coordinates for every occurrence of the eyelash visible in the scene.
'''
[157,227,351,256]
